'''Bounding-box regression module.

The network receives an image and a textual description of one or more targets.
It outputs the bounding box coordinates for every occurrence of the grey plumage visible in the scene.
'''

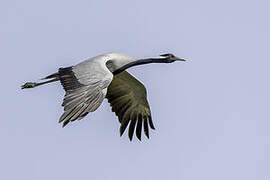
[58,58,113,126]
[21,52,186,141]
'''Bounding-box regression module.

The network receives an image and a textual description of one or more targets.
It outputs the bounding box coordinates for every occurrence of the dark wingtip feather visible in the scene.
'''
[120,119,129,137]
[128,116,137,141]
[62,120,70,127]
[136,114,142,141]
[148,116,155,130]
[120,128,125,137]
[143,116,149,139]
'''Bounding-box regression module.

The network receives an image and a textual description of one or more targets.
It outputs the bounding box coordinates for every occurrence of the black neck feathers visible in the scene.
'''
[113,58,165,75]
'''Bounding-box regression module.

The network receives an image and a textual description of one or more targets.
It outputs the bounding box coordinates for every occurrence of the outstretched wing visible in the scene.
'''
[106,71,155,141]
[59,60,113,127]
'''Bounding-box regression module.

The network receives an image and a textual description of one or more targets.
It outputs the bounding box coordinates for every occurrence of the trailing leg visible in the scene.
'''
[21,72,60,89]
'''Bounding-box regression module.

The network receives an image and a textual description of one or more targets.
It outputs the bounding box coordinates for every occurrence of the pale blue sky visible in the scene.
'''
[1,0,270,180]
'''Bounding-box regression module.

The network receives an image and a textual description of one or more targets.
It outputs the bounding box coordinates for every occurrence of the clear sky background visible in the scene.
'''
[1,0,270,179]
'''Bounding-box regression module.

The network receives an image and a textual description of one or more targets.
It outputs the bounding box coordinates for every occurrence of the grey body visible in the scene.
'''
[58,53,137,126]
[21,52,185,141]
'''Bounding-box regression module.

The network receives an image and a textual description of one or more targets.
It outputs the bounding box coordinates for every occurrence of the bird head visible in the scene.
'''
[111,53,186,75]
[159,53,186,63]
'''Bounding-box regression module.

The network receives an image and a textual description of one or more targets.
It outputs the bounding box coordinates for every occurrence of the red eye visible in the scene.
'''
[166,54,174,58]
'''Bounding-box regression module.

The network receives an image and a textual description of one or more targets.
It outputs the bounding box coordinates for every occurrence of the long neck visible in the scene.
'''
[113,58,165,75]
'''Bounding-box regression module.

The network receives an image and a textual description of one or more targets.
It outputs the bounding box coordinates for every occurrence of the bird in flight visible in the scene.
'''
[22,53,186,141]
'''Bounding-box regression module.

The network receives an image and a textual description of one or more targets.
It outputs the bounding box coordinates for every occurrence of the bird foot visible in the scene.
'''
[21,82,37,89]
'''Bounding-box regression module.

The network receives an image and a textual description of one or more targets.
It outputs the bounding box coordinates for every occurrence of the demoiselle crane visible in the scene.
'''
[21,53,186,141]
